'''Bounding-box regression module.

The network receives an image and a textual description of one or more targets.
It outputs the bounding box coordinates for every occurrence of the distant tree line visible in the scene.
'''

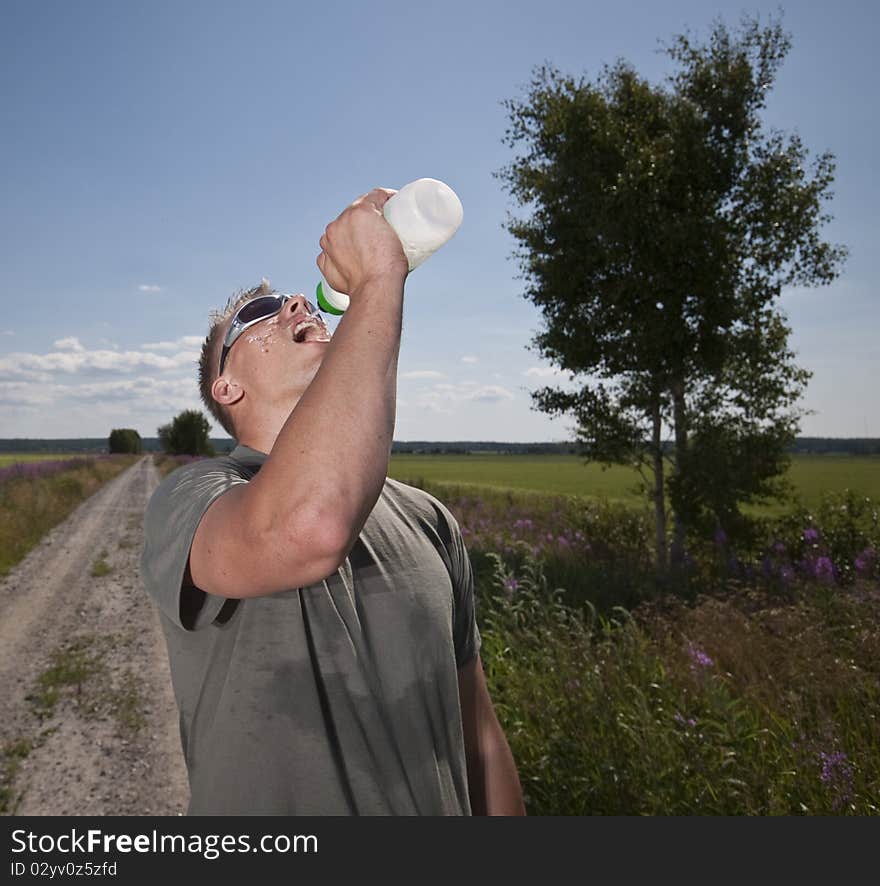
[788,438,880,456]
[0,437,877,456]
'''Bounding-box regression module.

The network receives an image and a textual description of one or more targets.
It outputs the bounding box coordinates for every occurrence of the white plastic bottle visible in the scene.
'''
[316,178,464,315]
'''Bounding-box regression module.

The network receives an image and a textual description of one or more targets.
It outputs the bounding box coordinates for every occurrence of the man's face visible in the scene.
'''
[219,293,332,408]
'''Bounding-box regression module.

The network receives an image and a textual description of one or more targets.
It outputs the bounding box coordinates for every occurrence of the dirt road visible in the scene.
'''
[0,456,188,815]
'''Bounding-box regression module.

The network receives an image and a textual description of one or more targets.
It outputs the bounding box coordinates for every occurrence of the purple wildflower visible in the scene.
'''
[803,527,820,544]
[772,540,787,556]
[0,456,101,484]
[854,547,876,576]
[714,526,728,546]
[818,751,853,811]
[687,643,714,669]
[814,556,835,583]
[503,577,519,594]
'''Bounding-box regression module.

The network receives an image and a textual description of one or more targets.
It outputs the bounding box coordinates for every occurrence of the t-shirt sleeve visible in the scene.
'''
[445,512,482,668]
[141,460,248,631]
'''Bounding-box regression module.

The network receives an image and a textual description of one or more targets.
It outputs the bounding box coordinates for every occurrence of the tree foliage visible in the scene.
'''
[157,410,215,457]
[108,428,142,454]
[497,14,846,564]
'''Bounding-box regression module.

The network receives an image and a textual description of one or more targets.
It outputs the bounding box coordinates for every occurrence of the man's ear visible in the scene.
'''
[211,374,244,407]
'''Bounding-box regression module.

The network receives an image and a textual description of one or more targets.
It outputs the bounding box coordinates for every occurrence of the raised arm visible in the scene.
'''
[189,189,408,599]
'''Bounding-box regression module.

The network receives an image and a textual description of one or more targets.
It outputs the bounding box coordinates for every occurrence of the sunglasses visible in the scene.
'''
[218,293,321,376]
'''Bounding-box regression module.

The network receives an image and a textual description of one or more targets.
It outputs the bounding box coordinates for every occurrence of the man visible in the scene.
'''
[142,188,525,815]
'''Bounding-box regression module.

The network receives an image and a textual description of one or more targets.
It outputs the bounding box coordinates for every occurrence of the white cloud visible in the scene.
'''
[524,365,565,378]
[53,336,86,352]
[0,346,199,379]
[460,356,478,364]
[466,385,514,403]
[138,284,162,292]
[0,381,54,406]
[142,335,203,351]
[0,375,199,410]
[414,381,514,414]
[400,370,447,380]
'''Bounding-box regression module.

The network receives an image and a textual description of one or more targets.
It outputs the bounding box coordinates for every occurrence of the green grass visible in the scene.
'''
[0,457,137,576]
[91,553,112,577]
[28,637,103,718]
[0,453,84,468]
[478,549,880,815]
[0,628,147,811]
[786,457,880,511]
[0,737,33,815]
[389,453,880,512]
[26,634,146,732]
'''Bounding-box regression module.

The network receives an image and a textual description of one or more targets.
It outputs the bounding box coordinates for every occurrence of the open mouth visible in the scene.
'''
[292,317,331,343]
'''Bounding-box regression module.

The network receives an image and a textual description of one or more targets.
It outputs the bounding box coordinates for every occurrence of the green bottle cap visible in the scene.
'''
[316,281,345,315]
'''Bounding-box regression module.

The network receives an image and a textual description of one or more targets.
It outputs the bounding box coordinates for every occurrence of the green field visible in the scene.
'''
[388,453,880,511]
[0,453,84,468]
[3,452,875,511]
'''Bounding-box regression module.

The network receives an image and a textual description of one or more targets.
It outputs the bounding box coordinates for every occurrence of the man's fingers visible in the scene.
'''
[316,250,345,292]
[367,187,396,209]
[351,188,396,212]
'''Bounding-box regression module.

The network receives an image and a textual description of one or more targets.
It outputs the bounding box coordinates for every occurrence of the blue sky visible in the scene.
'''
[1,0,876,441]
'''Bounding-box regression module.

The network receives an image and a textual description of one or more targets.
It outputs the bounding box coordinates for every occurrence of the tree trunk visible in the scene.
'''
[670,378,688,566]
[652,397,667,573]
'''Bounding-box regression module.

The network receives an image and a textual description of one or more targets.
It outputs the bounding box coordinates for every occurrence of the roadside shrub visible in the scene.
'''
[108,428,142,454]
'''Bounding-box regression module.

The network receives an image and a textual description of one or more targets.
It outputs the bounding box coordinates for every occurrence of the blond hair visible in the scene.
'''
[197,279,274,439]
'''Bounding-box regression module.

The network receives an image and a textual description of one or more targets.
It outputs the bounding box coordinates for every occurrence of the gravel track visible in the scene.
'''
[0,456,188,815]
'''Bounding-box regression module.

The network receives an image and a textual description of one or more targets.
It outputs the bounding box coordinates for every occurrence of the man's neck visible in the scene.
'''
[236,404,294,456]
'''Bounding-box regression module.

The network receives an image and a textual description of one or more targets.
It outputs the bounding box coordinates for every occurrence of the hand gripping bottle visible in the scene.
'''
[316,178,464,315]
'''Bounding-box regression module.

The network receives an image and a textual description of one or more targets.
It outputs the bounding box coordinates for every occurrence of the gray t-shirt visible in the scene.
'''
[142,444,481,815]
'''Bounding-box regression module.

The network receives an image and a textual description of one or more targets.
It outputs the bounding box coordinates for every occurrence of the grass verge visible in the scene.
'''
[0,456,139,577]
